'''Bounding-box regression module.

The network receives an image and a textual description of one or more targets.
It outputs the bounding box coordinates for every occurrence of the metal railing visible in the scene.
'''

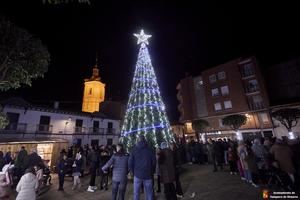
[249,101,265,110]
[241,69,255,78]
[74,126,86,133]
[88,127,105,134]
[3,123,27,132]
[245,84,259,93]
[36,124,53,133]
[106,128,116,135]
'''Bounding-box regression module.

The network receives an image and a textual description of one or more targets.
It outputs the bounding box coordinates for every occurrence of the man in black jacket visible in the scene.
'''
[129,135,156,200]
[87,146,99,192]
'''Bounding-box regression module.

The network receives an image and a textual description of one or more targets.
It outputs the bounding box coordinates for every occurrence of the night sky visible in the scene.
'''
[1,1,300,121]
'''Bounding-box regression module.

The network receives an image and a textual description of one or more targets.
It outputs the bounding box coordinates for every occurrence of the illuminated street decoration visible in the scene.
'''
[121,29,174,150]
[133,29,152,45]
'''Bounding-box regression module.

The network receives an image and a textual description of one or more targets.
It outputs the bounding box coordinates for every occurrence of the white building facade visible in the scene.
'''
[1,100,121,146]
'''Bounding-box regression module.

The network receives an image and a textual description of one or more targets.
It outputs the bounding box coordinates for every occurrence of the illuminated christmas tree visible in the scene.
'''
[121,29,174,150]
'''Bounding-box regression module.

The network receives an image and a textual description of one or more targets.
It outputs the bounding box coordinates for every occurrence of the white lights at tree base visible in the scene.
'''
[288,132,296,140]
[236,130,243,141]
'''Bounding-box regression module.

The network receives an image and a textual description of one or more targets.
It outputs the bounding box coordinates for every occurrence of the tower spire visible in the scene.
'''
[95,52,99,68]
[91,52,100,80]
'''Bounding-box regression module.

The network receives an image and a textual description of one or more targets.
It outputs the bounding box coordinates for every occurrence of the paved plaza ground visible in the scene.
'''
[30,164,264,200]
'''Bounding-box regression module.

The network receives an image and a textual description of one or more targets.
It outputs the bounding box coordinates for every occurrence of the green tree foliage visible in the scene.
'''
[0,17,50,91]
[222,114,247,131]
[272,108,300,132]
[0,106,9,129]
[192,119,209,133]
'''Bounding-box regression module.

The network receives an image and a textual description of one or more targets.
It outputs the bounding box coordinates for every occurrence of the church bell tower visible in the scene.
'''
[82,60,105,113]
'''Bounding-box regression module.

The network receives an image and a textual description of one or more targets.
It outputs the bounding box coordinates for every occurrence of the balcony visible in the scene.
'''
[249,101,265,110]
[245,84,259,94]
[241,69,255,79]
[88,127,105,134]
[3,123,27,132]
[74,126,86,134]
[36,124,53,133]
[106,128,116,135]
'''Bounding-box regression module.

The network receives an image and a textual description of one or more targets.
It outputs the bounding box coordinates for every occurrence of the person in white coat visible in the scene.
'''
[16,167,39,200]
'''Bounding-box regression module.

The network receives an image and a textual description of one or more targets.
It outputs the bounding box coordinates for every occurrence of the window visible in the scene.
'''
[209,74,217,83]
[247,79,259,92]
[38,115,51,132]
[75,119,83,133]
[221,86,229,96]
[214,102,222,111]
[89,88,92,95]
[5,112,20,130]
[107,122,113,134]
[259,113,269,124]
[242,63,255,77]
[211,88,219,97]
[218,71,226,80]
[224,100,232,109]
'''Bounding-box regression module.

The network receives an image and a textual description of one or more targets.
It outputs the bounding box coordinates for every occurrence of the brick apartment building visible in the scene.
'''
[177,57,274,141]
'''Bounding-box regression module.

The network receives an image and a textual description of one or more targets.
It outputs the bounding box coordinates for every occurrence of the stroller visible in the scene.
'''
[266,161,294,191]
[42,160,52,185]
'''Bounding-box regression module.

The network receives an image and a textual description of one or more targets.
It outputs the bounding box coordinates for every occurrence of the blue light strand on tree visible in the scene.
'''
[121,30,175,150]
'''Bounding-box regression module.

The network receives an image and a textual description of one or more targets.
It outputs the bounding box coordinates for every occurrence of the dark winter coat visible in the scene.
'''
[227,149,238,161]
[102,152,129,182]
[99,150,110,167]
[88,149,100,169]
[57,159,67,175]
[15,150,28,169]
[128,141,156,180]
[158,148,175,183]
[73,158,83,173]
[0,157,5,171]
[213,141,224,164]
[28,153,42,168]
[4,153,12,165]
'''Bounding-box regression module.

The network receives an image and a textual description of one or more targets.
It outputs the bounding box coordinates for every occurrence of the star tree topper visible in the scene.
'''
[133,29,152,45]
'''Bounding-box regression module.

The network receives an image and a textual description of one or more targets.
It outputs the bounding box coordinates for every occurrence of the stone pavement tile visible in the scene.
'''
[180,165,261,200]
[37,164,262,200]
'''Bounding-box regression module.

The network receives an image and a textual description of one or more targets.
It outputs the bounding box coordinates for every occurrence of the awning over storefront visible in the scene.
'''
[0,138,68,168]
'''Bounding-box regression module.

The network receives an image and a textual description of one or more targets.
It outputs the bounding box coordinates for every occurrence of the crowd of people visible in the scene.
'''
[55,135,184,200]
[0,147,51,200]
[0,134,299,200]
[184,136,300,190]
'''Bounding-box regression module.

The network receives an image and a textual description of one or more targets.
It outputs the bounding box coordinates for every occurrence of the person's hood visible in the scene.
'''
[23,173,37,182]
[136,141,147,149]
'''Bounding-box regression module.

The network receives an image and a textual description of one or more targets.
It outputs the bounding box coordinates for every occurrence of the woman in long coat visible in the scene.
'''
[16,167,38,200]
[158,142,177,200]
